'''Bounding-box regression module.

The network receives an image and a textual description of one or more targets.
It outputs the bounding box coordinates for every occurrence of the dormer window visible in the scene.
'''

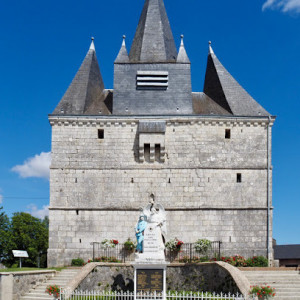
[136,71,168,90]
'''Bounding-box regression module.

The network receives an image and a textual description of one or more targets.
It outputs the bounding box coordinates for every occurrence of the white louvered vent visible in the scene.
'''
[136,71,168,90]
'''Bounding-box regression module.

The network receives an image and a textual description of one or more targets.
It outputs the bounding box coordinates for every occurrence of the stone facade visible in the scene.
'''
[48,0,274,267]
[48,116,273,267]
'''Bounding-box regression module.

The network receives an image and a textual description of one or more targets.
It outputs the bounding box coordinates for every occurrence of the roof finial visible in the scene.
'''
[177,34,190,63]
[90,37,95,51]
[180,34,184,46]
[208,41,214,55]
[115,35,129,63]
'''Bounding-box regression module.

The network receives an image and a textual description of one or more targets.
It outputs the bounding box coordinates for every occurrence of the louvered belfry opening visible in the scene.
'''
[136,71,168,90]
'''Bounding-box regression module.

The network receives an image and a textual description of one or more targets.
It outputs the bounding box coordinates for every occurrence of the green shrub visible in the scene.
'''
[71,258,85,266]
[124,238,136,251]
[246,256,268,267]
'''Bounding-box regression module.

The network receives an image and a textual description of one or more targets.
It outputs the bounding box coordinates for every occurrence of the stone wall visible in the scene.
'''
[48,209,269,267]
[48,116,273,267]
[0,271,55,300]
[77,264,239,294]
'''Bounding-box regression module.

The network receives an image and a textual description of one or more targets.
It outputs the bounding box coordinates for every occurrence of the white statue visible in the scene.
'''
[141,196,167,251]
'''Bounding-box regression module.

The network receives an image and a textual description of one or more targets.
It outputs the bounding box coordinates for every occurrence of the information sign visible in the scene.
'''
[12,250,29,268]
[12,250,29,258]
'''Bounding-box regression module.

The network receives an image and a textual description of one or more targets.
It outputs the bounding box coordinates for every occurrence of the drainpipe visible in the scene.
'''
[267,116,272,264]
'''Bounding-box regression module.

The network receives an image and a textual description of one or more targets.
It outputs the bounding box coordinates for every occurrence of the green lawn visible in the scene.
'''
[0,267,65,272]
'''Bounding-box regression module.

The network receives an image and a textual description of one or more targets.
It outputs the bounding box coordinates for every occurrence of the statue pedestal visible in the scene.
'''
[133,223,168,300]
[133,262,168,300]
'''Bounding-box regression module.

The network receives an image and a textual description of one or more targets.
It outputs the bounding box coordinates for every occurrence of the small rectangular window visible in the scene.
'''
[237,173,242,183]
[225,129,231,139]
[144,144,150,162]
[98,129,104,139]
[155,144,161,162]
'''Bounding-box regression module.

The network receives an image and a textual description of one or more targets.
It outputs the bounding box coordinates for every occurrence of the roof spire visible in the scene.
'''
[204,45,270,116]
[208,41,214,55]
[89,37,95,52]
[115,35,129,63]
[177,34,190,63]
[52,39,108,115]
[129,0,177,62]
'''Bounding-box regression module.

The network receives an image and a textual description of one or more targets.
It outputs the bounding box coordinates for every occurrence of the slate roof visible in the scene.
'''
[115,36,129,63]
[51,0,272,118]
[192,93,232,115]
[129,0,177,63]
[274,245,300,260]
[52,40,111,115]
[204,44,270,117]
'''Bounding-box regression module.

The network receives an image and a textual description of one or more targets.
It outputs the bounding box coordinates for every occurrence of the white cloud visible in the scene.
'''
[262,0,300,13]
[12,152,51,180]
[27,204,49,219]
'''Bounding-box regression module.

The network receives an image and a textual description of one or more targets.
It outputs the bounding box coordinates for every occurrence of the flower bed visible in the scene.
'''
[166,238,184,251]
[250,285,276,299]
[101,239,119,248]
[210,255,268,267]
[46,285,60,298]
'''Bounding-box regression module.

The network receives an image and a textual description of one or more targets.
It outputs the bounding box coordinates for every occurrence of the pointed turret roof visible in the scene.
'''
[53,38,110,115]
[204,42,270,116]
[177,35,190,63]
[129,0,177,63]
[115,35,129,63]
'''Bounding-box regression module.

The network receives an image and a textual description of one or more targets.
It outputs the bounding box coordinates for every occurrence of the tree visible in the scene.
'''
[0,207,14,264]
[10,212,49,267]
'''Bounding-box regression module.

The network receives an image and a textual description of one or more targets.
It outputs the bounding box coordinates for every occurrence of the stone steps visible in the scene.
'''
[20,268,82,300]
[242,270,300,300]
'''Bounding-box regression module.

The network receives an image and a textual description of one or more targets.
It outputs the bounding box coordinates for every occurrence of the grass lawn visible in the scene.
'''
[0,267,65,272]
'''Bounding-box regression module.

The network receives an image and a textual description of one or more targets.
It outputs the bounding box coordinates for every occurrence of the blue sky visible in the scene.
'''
[0,0,299,244]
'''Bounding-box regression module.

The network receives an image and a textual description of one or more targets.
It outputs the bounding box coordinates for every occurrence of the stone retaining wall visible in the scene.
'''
[0,270,56,300]
[76,262,247,294]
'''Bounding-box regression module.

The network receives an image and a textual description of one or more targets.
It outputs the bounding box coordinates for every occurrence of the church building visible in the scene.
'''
[48,0,275,267]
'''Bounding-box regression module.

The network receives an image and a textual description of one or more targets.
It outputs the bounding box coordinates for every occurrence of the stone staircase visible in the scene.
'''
[242,269,300,300]
[20,268,81,300]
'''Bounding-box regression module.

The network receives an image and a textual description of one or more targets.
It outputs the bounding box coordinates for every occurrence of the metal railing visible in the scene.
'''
[60,290,252,300]
[90,242,221,263]
[166,242,221,263]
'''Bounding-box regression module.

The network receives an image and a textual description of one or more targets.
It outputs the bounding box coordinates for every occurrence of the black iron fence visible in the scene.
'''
[91,242,221,263]
[166,242,222,263]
